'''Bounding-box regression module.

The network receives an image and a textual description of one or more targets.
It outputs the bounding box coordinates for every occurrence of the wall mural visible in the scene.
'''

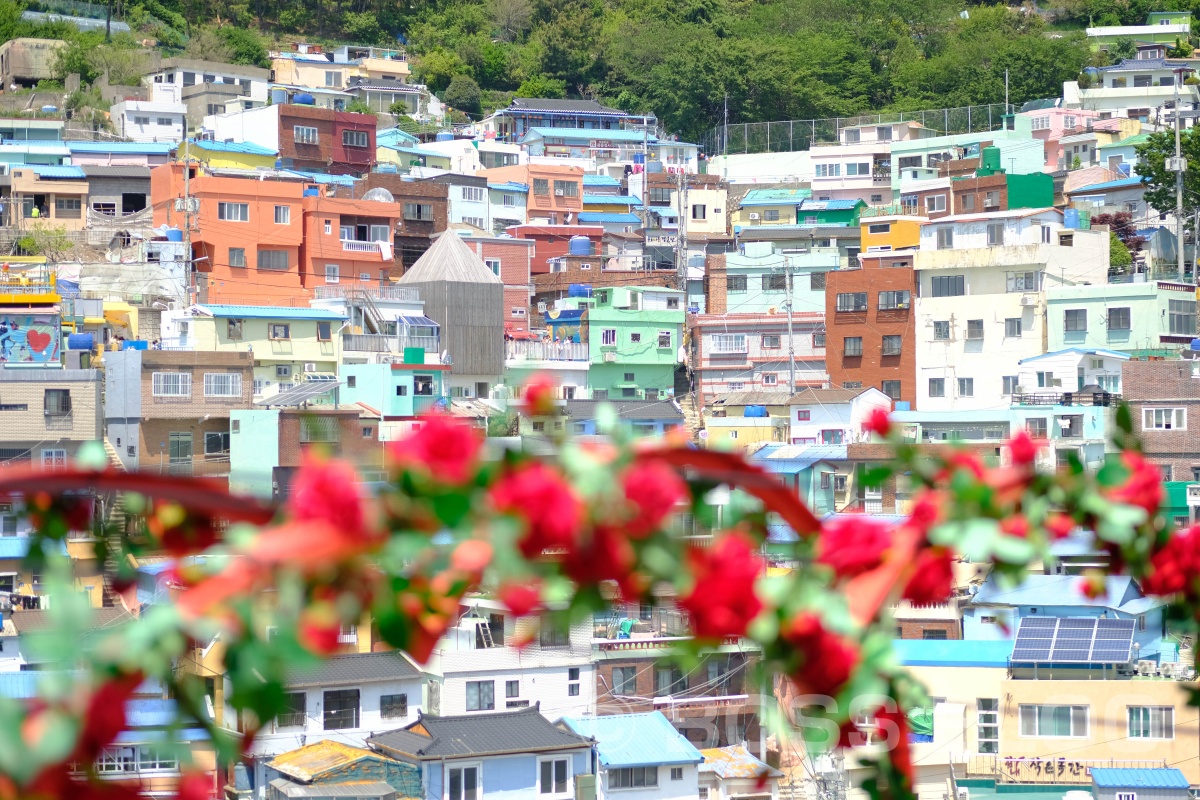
[0,314,60,364]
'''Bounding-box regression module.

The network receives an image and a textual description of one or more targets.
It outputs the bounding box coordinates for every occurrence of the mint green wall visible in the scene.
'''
[587,287,684,399]
[341,364,413,417]
[1046,283,1178,353]
[891,122,1042,192]
[230,409,280,499]
[723,244,836,315]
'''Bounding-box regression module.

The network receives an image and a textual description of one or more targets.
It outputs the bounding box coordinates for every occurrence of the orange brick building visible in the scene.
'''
[300,195,401,289]
[459,233,535,335]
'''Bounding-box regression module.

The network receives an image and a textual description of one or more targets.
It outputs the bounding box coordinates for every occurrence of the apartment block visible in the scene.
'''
[0,369,102,468]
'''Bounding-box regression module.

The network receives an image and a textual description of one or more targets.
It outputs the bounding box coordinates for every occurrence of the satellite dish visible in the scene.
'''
[441,350,452,364]
[362,187,395,203]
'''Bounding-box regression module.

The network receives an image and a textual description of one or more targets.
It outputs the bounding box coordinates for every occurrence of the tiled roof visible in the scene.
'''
[565,398,683,422]
[1091,769,1190,789]
[508,98,627,115]
[270,741,377,782]
[576,212,640,224]
[798,199,863,211]
[561,712,703,768]
[195,305,347,321]
[189,139,277,156]
[66,141,174,154]
[399,230,502,285]
[81,165,151,179]
[713,391,793,407]
[369,706,593,759]
[523,127,658,143]
[790,387,863,404]
[282,651,421,687]
[10,607,132,634]
[700,744,782,780]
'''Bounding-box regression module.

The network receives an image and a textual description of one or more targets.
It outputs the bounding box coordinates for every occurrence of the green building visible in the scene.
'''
[890,116,1042,194]
[1046,282,1198,356]
[587,286,686,400]
[796,198,866,227]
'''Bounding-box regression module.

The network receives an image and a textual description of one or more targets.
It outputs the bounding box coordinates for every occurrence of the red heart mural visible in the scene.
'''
[26,329,51,353]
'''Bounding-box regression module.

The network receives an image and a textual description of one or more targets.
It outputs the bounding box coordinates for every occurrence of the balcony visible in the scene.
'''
[313,285,419,302]
[891,598,960,621]
[1011,391,1120,407]
[861,203,926,218]
[397,335,439,353]
[342,239,386,254]
[343,333,394,352]
[506,340,589,362]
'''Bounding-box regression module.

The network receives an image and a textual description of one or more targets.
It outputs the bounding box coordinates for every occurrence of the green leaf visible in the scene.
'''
[992,534,1036,564]
[1115,403,1133,435]
[861,466,892,489]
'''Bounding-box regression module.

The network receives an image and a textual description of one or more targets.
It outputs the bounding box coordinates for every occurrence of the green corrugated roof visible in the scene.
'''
[1098,133,1152,150]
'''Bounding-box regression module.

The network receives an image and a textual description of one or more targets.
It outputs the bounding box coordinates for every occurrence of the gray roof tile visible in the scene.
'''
[368,706,593,759]
[565,398,684,422]
[282,652,421,687]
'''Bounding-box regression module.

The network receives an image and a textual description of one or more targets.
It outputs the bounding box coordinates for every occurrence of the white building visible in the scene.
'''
[1063,59,1200,124]
[1016,347,1129,397]
[143,57,270,106]
[427,599,596,720]
[913,208,1111,412]
[807,121,933,206]
[110,98,187,143]
[698,744,783,800]
[788,386,892,445]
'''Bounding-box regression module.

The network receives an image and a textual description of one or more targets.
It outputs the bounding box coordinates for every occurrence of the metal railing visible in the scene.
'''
[1011,392,1121,407]
[506,340,589,361]
[313,285,420,302]
[397,334,439,353]
[342,333,393,352]
[861,203,927,219]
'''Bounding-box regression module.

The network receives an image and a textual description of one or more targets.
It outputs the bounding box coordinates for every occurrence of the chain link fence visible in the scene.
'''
[700,104,1015,156]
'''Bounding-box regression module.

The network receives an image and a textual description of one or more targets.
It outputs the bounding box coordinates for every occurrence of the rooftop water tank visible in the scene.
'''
[568,284,592,297]
[744,405,768,418]
[67,333,94,351]
[568,236,593,256]
[164,227,183,242]
[1064,208,1080,229]
[270,87,288,105]
[436,131,454,142]
[1191,338,1200,351]
[40,105,57,114]
[647,160,664,173]
[980,146,1002,174]
[293,93,315,105]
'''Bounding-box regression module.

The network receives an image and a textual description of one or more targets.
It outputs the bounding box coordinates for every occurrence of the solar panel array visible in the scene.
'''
[1010,617,1135,664]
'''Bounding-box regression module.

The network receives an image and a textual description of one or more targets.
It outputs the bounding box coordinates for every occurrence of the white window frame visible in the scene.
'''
[325,264,340,284]
[151,372,192,397]
[462,186,486,203]
[446,762,482,800]
[484,258,501,277]
[217,202,249,222]
[1018,704,1089,738]
[1128,706,1173,740]
[1143,408,1186,431]
[342,129,369,148]
[601,328,617,346]
[294,125,319,145]
[41,449,66,470]
[274,205,290,225]
[465,680,495,711]
[203,373,243,398]
[538,755,572,797]
[927,194,947,213]
[610,766,659,789]
[1117,794,1136,800]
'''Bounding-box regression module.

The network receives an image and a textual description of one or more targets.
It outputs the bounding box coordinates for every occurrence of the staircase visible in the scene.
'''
[680,392,704,442]
[347,287,386,334]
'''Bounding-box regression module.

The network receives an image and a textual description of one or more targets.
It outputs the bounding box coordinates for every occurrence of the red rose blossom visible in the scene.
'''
[901,547,954,605]
[936,451,986,481]
[298,603,343,655]
[1108,451,1164,518]
[678,532,763,640]
[782,613,859,696]
[1143,525,1200,597]
[523,375,559,417]
[491,463,584,558]
[175,771,214,800]
[499,582,541,616]
[876,707,914,786]
[904,490,942,538]
[621,459,688,538]
[816,515,891,579]
[563,525,640,598]
[290,455,369,539]
[863,408,892,438]
[1007,430,1041,467]
[390,412,483,484]
[1000,514,1030,539]
[1045,513,1076,540]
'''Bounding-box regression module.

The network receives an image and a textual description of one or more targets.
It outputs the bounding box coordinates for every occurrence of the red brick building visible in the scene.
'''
[824,251,917,406]
[275,105,376,175]
[507,224,604,276]
[337,174,449,275]
[460,233,535,335]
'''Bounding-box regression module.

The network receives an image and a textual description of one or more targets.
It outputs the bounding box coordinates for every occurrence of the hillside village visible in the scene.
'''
[4,7,1200,800]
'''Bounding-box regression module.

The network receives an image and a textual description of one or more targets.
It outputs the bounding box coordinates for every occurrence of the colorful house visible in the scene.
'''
[796,198,865,227]
[730,187,811,229]
[340,361,449,440]
[179,139,278,170]
[587,285,685,401]
[860,210,924,252]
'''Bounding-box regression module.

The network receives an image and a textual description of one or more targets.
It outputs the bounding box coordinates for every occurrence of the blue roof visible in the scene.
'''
[583,175,620,187]
[196,305,347,321]
[799,199,864,211]
[1091,769,1190,790]
[66,142,174,155]
[1019,347,1131,364]
[524,127,660,143]
[561,712,703,768]
[577,212,640,224]
[284,170,357,186]
[1071,176,1147,193]
[188,139,277,156]
[488,181,529,193]
[0,537,66,559]
[31,165,85,179]
[750,443,847,474]
[739,188,812,207]
[891,639,1015,668]
[583,194,641,205]
[377,128,420,147]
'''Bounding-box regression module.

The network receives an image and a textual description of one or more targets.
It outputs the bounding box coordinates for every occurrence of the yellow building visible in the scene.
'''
[860,210,925,252]
[180,139,279,170]
[730,187,810,229]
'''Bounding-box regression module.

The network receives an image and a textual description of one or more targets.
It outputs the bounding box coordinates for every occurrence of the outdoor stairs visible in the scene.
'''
[680,392,704,441]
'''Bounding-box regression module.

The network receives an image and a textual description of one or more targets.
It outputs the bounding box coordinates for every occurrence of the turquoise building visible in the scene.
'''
[796,198,865,227]
[340,361,449,420]
[587,286,685,400]
[720,241,838,316]
[1046,282,1197,356]
[890,117,1043,193]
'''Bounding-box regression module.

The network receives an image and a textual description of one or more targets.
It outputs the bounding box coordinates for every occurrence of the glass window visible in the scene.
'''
[506,680,520,698]
[1005,318,1022,337]
[258,250,288,270]
[540,758,569,795]
[987,222,1005,246]
[1169,299,1196,335]
[958,378,974,397]
[448,766,479,800]
[928,378,945,398]
[294,125,319,144]
[611,767,658,789]
[228,247,246,268]
[878,290,911,310]
[1003,376,1019,395]
[762,274,787,292]
[836,292,868,312]
[1007,271,1038,292]
[811,272,826,291]
[539,618,570,647]
[1108,307,1131,331]
[466,680,495,711]
[322,689,359,730]
[203,373,242,397]
[844,337,863,357]
[881,380,901,399]
[762,334,781,349]
[404,203,433,221]
[1064,309,1088,332]
[655,667,685,696]
[1027,418,1048,438]
[882,335,902,356]
[277,692,306,727]
[1019,704,1088,738]
[727,276,747,293]
[612,666,638,695]
[813,332,826,348]
[935,227,953,248]
[1143,408,1185,430]
[217,202,249,221]
[933,321,950,340]
[553,180,578,197]
[978,699,1000,753]
[927,196,947,214]
[931,275,965,297]
[966,319,984,340]
[381,693,408,719]
[151,373,191,398]
[274,205,290,224]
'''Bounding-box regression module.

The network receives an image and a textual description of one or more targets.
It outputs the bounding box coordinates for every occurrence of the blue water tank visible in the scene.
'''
[40,105,57,114]
[302,187,319,197]
[1191,338,1200,351]
[293,93,316,105]
[270,87,288,105]
[164,227,183,242]
[1064,208,1080,229]
[647,160,664,173]
[568,236,593,256]
[67,333,94,351]
[436,131,454,142]
[568,284,592,297]
[633,153,645,165]
[744,405,768,418]
[121,340,149,351]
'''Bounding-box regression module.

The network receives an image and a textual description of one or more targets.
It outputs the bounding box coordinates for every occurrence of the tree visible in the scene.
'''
[183,26,235,63]
[1109,35,1136,60]
[443,74,482,115]
[1093,211,1147,256]
[215,25,269,67]
[1136,128,1200,229]
[515,74,565,99]
[1109,231,1133,271]
[489,0,532,42]
[414,48,467,95]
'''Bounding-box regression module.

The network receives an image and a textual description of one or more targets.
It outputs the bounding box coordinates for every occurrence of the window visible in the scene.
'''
[268,324,290,340]
[958,378,974,397]
[202,431,230,456]
[836,292,868,312]
[843,336,863,357]
[1036,371,1053,388]
[151,373,191,397]
[655,666,685,696]
[814,332,826,348]
[551,180,579,198]
[666,297,680,310]
[258,250,288,270]
[762,374,778,386]
[275,692,306,728]
[540,758,569,795]
[922,629,948,640]
[881,380,901,399]
[40,387,72,418]
[380,693,408,719]
[762,334,781,349]
[1019,705,1088,738]
[404,203,433,221]
[325,264,340,284]
[505,680,520,698]
[466,680,495,711]
[601,329,617,346]
[1064,309,1087,332]
[984,191,1000,209]
[1041,226,1052,244]
[692,204,706,220]
[273,205,290,225]
[1006,271,1038,293]
[539,618,570,647]
[930,274,966,298]
[670,767,684,781]
[612,666,638,695]
[764,209,781,221]
[986,222,1005,246]
[929,378,945,398]
[133,115,150,126]
[54,197,82,218]
[533,179,549,196]
[217,202,248,221]
[1127,705,1174,739]
[763,274,787,292]
[1108,307,1131,331]
[726,275,747,293]
[228,247,246,268]
[484,258,501,277]
[335,128,368,148]
[878,290,910,310]
[322,689,359,730]
[41,449,66,470]
[1169,299,1196,335]
[1027,418,1048,438]
[978,699,999,754]
[933,321,950,340]
[927,195,947,214]
[657,331,672,348]
[448,766,480,800]
[317,322,332,342]
[960,194,976,212]
[414,375,434,396]
[203,373,242,397]
[966,319,984,340]
[869,223,891,234]
[882,335,902,356]
[814,163,841,178]
[611,767,658,789]
[1144,408,1186,430]
[810,272,826,291]
[630,334,642,344]
[1005,318,1022,337]
[1003,376,1019,395]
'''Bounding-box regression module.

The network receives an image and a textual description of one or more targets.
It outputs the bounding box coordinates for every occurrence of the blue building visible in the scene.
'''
[485,97,652,142]
[561,712,704,799]
[367,706,594,800]
[748,443,846,517]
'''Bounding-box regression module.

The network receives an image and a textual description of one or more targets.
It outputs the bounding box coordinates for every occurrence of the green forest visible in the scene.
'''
[10,0,1200,139]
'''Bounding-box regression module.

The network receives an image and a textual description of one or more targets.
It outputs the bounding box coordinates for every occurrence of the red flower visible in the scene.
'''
[390,412,483,484]
[936,451,986,481]
[491,463,584,558]
[75,674,143,761]
[298,603,343,656]
[904,490,942,538]
[1079,574,1107,600]
[450,539,493,578]
[175,772,214,800]
[1045,513,1076,540]
[678,532,763,640]
[147,502,219,557]
[1007,430,1041,467]
[901,547,954,605]
[816,515,891,579]
[782,613,859,696]
[863,408,892,438]
[1000,515,1030,539]
[499,582,541,616]
[290,455,370,540]
[621,459,688,538]
[876,707,914,787]
[1143,526,1200,597]
[1108,451,1164,518]
[563,525,640,597]
[523,375,559,417]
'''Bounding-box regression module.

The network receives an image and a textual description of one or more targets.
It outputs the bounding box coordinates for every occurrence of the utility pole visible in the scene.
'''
[183,154,196,305]
[676,168,688,293]
[785,266,796,392]
[1005,69,1009,110]
[1172,68,1188,280]
[641,124,650,271]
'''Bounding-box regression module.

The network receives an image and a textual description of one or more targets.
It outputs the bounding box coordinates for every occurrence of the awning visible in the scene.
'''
[103,302,138,337]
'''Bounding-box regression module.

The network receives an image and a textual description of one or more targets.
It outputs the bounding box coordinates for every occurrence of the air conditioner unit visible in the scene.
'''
[537,301,547,313]
[604,352,618,362]
[554,189,565,196]
[303,362,317,373]
[748,212,760,220]
[1020,295,1037,306]
[1052,378,1063,387]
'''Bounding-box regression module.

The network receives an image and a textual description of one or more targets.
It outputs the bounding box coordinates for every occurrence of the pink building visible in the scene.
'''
[1017,107,1104,170]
